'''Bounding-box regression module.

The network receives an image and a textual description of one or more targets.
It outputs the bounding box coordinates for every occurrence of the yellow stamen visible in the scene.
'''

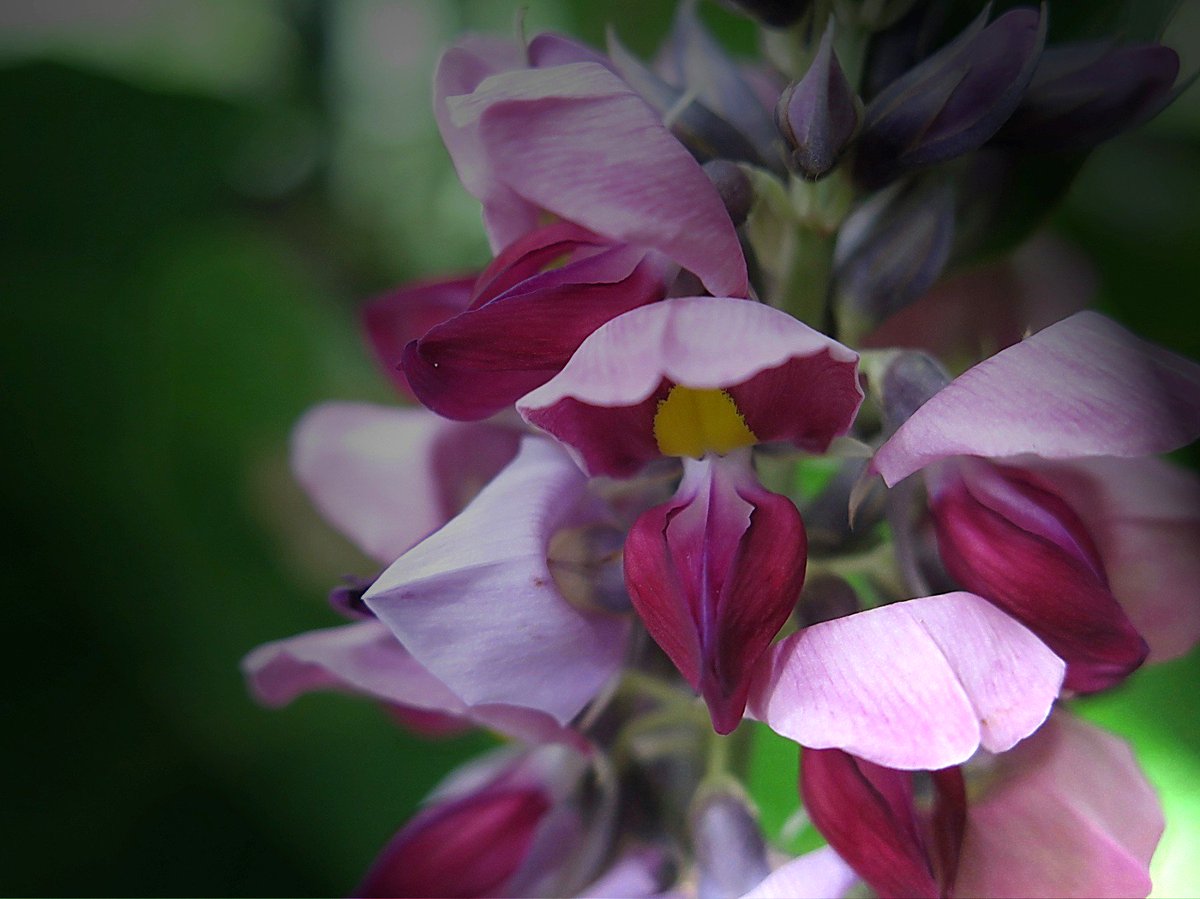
[653,385,758,458]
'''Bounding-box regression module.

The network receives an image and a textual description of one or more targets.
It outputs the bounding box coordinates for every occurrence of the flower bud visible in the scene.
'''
[702,159,755,226]
[854,6,1047,189]
[995,41,1180,152]
[833,176,956,341]
[879,351,951,434]
[776,22,861,180]
[690,787,772,899]
[797,574,861,626]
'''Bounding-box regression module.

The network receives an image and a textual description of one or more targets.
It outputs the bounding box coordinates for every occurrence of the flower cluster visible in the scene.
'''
[245,2,1198,897]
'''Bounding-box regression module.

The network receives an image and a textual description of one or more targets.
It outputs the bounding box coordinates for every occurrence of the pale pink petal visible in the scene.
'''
[1023,455,1200,664]
[576,847,672,899]
[748,593,1065,770]
[433,37,539,250]
[450,61,747,296]
[241,621,585,747]
[872,311,1200,486]
[955,713,1163,899]
[519,297,862,477]
[740,847,859,899]
[290,402,518,564]
[365,437,630,725]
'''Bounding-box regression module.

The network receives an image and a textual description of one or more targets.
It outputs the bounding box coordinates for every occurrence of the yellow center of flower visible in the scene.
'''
[653,385,758,458]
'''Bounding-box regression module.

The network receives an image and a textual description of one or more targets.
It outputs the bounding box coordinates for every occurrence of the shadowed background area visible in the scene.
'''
[1,0,1198,895]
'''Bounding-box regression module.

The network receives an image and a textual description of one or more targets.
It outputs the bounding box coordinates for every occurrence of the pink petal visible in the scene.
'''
[433,37,540,250]
[576,847,672,899]
[364,437,630,725]
[361,274,475,399]
[624,453,806,733]
[955,712,1163,899]
[402,243,668,421]
[450,61,747,296]
[740,846,859,899]
[290,403,515,564]
[519,297,862,477]
[1024,455,1200,664]
[748,592,1065,770]
[241,620,585,747]
[929,459,1148,692]
[872,311,1200,486]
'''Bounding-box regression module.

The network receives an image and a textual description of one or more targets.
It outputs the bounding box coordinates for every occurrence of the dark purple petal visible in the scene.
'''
[402,245,667,420]
[929,459,1149,692]
[624,454,806,733]
[362,275,475,398]
[996,42,1180,152]
[777,21,861,179]
[855,7,1047,188]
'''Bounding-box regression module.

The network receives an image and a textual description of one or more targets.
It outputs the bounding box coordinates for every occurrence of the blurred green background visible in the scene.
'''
[1,1,1197,895]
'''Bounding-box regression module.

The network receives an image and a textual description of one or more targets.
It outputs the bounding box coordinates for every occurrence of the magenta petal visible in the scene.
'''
[402,244,667,421]
[450,61,747,296]
[519,297,862,477]
[930,459,1148,692]
[361,275,475,398]
[291,403,516,564]
[955,712,1163,899]
[624,453,806,733]
[365,437,630,725]
[801,749,939,899]
[1025,455,1200,664]
[872,311,1200,486]
[748,592,1065,769]
[740,846,859,899]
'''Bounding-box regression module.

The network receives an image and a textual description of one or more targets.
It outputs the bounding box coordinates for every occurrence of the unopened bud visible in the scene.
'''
[690,788,772,899]
[880,351,951,433]
[703,159,755,226]
[833,176,956,340]
[797,574,862,626]
[995,41,1180,152]
[854,6,1047,189]
[776,22,861,180]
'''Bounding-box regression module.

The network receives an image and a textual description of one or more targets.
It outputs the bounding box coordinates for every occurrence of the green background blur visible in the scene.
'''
[1,1,1198,895]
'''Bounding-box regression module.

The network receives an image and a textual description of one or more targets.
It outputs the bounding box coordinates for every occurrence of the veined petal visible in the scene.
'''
[362,275,475,398]
[740,846,858,899]
[748,593,1064,769]
[1022,455,1200,665]
[955,712,1162,899]
[872,311,1200,486]
[290,403,518,564]
[929,459,1148,692]
[402,243,667,421]
[625,453,806,733]
[449,61,747,297]
[365,437,629,725]
[241,620,585,747]
[519,297,862,478]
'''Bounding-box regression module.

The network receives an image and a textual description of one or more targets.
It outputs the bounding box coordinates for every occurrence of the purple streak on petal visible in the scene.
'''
[361,274,475,399]
[519,297,862,478]
[872,311,1200,486]
[1020,455,1200,665]
[955,712,1162,899]
[740,845,858,899]
[625,454,807,733]
[748,592,1065,770]
[801,749,939,899]
[433,37,540,251]
[855,7,1046,188]
[402,243,667,421]
[450,61,748,297]
[997,42,1180,152]
[365,437,629,725]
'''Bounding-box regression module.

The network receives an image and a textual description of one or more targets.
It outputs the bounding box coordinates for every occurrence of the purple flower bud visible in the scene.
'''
[717,0,813,29]
[854,6,1047,189]
[797,574,862,626]
[702,159,755,226]
[690,788,772,899]
[880,351,951,434]
[995,41,1180,152]
[833,176,956,337]
[776,22,862,180]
